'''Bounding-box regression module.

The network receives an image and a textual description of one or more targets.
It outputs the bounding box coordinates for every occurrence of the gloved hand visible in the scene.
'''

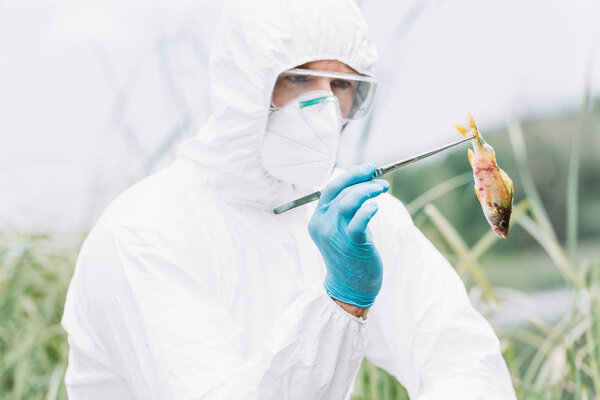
[308,163,389,308]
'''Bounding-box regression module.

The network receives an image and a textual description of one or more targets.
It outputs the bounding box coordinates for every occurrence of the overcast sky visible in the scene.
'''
[1,0,599,231]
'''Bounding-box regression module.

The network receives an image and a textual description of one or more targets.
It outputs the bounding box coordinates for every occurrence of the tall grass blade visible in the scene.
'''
[523,313,571,385]
[507,119,556,240]
[45,366,65,400]
[406,172,472,214]
[516,215,583,288]
[566,63,591,262]
[424,204,498,302]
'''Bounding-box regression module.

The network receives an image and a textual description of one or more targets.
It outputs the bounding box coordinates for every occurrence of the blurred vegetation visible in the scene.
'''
[1,101,600,399]
[0,233,80,400]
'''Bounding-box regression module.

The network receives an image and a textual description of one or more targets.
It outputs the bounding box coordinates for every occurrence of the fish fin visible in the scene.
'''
[456,114,481,142]
[499,168,514,198]
[468,114,477,131]
[467,148,473,167]
[454,123,467,137]
[483,143,497,163]
[468,114,481,139]
[474,184,482,203]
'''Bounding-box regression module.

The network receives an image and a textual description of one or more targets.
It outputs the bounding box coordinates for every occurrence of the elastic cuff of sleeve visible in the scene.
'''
[323,281,376,309]
[318,285,368,325]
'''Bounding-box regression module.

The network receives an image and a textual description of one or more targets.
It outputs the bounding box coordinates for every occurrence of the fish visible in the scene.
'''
[455,115,514,238]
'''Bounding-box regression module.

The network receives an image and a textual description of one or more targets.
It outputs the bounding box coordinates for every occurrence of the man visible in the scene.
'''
[62,0,517,398]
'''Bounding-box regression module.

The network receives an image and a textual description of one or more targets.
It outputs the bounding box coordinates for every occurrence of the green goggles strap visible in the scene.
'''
[298,95,334,108]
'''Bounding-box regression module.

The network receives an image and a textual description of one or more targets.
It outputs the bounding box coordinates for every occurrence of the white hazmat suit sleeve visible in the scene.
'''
[365,195,516,399]
[63,218,368,400]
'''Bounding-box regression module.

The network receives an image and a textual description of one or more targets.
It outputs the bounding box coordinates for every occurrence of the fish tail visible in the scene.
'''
[468,114,477,131]
[455,114,480,140]
[454,123,468,137]
[468,114,480,140]
[474,183,482,203]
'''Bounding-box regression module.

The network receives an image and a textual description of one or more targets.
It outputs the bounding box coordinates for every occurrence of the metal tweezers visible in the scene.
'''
[273,135,475,214]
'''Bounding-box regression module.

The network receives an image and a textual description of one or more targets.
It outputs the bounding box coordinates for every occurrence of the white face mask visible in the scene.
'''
[262,90,342,188]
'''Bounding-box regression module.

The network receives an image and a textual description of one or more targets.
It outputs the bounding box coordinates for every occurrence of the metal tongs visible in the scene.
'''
[273,135,476,214]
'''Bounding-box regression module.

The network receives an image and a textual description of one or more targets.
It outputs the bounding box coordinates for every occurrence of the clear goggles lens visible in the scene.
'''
[272,68,377,120]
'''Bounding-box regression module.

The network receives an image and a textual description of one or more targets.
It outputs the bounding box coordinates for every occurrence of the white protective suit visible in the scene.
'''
[62,0,517,399]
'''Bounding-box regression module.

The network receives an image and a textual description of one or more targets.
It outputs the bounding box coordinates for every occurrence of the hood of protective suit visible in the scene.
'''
[176,0,377,210]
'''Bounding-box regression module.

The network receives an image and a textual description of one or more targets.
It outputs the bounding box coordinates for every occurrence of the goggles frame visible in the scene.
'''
[283,68,377,84]
[277,68,378,120]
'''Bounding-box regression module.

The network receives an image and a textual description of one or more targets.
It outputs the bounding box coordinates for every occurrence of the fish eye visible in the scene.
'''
[500,220,508,228]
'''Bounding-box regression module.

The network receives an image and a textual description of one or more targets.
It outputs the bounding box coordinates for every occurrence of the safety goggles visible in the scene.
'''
[272,68,377,120]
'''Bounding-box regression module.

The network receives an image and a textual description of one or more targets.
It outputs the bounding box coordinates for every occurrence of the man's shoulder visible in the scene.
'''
[74,163,230,287]
[99,163,221,232]
[79,163,229,267]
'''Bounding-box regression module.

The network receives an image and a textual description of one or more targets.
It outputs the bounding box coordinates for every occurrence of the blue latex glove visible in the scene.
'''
[308,163,389,308]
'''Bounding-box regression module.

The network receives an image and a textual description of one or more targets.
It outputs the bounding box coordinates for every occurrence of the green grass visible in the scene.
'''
[351,360,409,400]
[0,232,79,400]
